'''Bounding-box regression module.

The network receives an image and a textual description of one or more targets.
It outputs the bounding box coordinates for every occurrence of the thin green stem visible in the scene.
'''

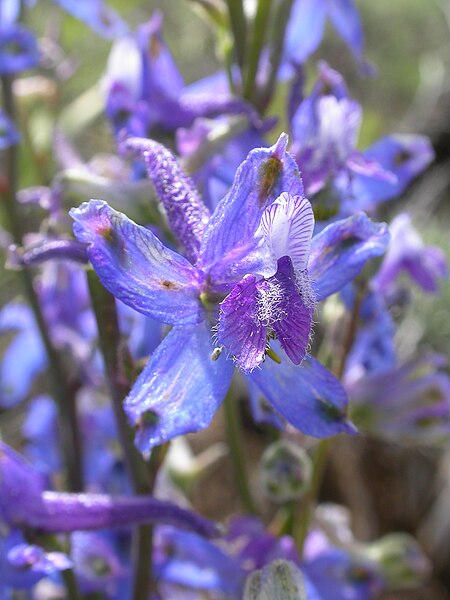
[223,391,257,514]
[259,0,295,112]
[61,569,83,600]
[86,271,158,599]
[1,75,83,492]
[226,0,247,70]
[243,0,272,102]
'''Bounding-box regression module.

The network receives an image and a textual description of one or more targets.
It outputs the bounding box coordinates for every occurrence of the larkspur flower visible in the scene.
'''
[71,134,389,453]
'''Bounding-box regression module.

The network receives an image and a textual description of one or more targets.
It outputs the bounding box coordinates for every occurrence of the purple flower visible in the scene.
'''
[104,13,253,139]
[0,24,39,74]
[0,441,219,537]
[71,134,389,452]
[290,62,395,197]
[346,354,450,446]
[284,0,367,68]
[372,213,448,297]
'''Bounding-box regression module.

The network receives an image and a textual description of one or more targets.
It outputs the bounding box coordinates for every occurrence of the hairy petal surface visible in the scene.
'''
[267,257,314,365]
[121,136,210,261]
[217,275,267,373]
[309,213,389,301]
[198,133,305,287]
[71,200,203,325]
[124,324,233,453]
[249,354,356,438]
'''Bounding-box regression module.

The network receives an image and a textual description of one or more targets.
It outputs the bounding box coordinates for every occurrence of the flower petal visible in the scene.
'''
[284,0,327,64]
[120,137,210,262]
[55,0,127,38]
[71,200,204,325]
[198,133,305,287]
[268,257,314,364]
[328,0,364,59]
[217,275,267,372]
[124,324,233,453]
[249,354,356,438]
[308,213,389,301]
[259,193,314,271]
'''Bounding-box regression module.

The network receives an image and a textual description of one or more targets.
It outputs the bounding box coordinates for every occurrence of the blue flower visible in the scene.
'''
[71,134,389,453]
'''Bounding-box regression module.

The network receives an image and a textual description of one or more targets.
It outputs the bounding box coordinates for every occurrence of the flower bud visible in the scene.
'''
[259,440,312,503]
[363,533,431,589]
[243,560,307,600]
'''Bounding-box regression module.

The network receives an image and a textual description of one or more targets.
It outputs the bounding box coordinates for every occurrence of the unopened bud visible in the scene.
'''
[259,440,312,503]
[364,533,431,590]
[243,560,307,600]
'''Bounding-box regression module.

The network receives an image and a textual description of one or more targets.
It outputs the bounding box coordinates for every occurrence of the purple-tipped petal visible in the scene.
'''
[124,323,233,453]
[198,134,305,286]
[71,200,204,325]
[249,354,356,438]
[217,275,267,372]
[120,137,210,261]
[259,193,314,271]
[309,213,390,301]
[268,257,314,365]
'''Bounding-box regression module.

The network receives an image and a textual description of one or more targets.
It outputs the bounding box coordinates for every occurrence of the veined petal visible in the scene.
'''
[259,193,314,271]
[124,324,233,454]
[121,137,210,261]
[309,213,389,301]
[249,354,356,438]
[217,275,267,372]
[198,134,305,286]
[268,257,314,365]
[70,200,204,325]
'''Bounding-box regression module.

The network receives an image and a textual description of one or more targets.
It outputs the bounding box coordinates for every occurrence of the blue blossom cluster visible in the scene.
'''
[0,0,447,598]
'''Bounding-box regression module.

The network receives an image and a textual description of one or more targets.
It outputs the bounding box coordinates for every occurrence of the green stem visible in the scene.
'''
[86,271,158,599]
[258,0,295,112]
[1,75,83,492]
[243,0,272,102]
[223,391,257,514]
[226,0,247,71]
[61,569,83,600]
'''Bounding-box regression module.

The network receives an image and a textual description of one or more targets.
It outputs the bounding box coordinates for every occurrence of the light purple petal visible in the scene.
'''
[217,275,267,372]
[249,354,356,438]
[124,324,233,453]
[284,0,327,64]
[308,213,390,301]
[328,0,364,58]
[71,200,204,326]
[198,134,305,287]
[268,257,314,365]
[120,137,210,261]
[259,193,314,271]
[55,0,127,38]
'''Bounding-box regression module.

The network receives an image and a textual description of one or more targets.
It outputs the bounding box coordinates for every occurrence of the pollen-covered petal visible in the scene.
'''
[308,213,390,301]
[70,200,204,325]
[124,324,233,454]
[268,257,314,365]
[120,136,209,262]
[198,133,305,286]
[249,353,356,438]
[217,275,267,372]
[259,193,314,271]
